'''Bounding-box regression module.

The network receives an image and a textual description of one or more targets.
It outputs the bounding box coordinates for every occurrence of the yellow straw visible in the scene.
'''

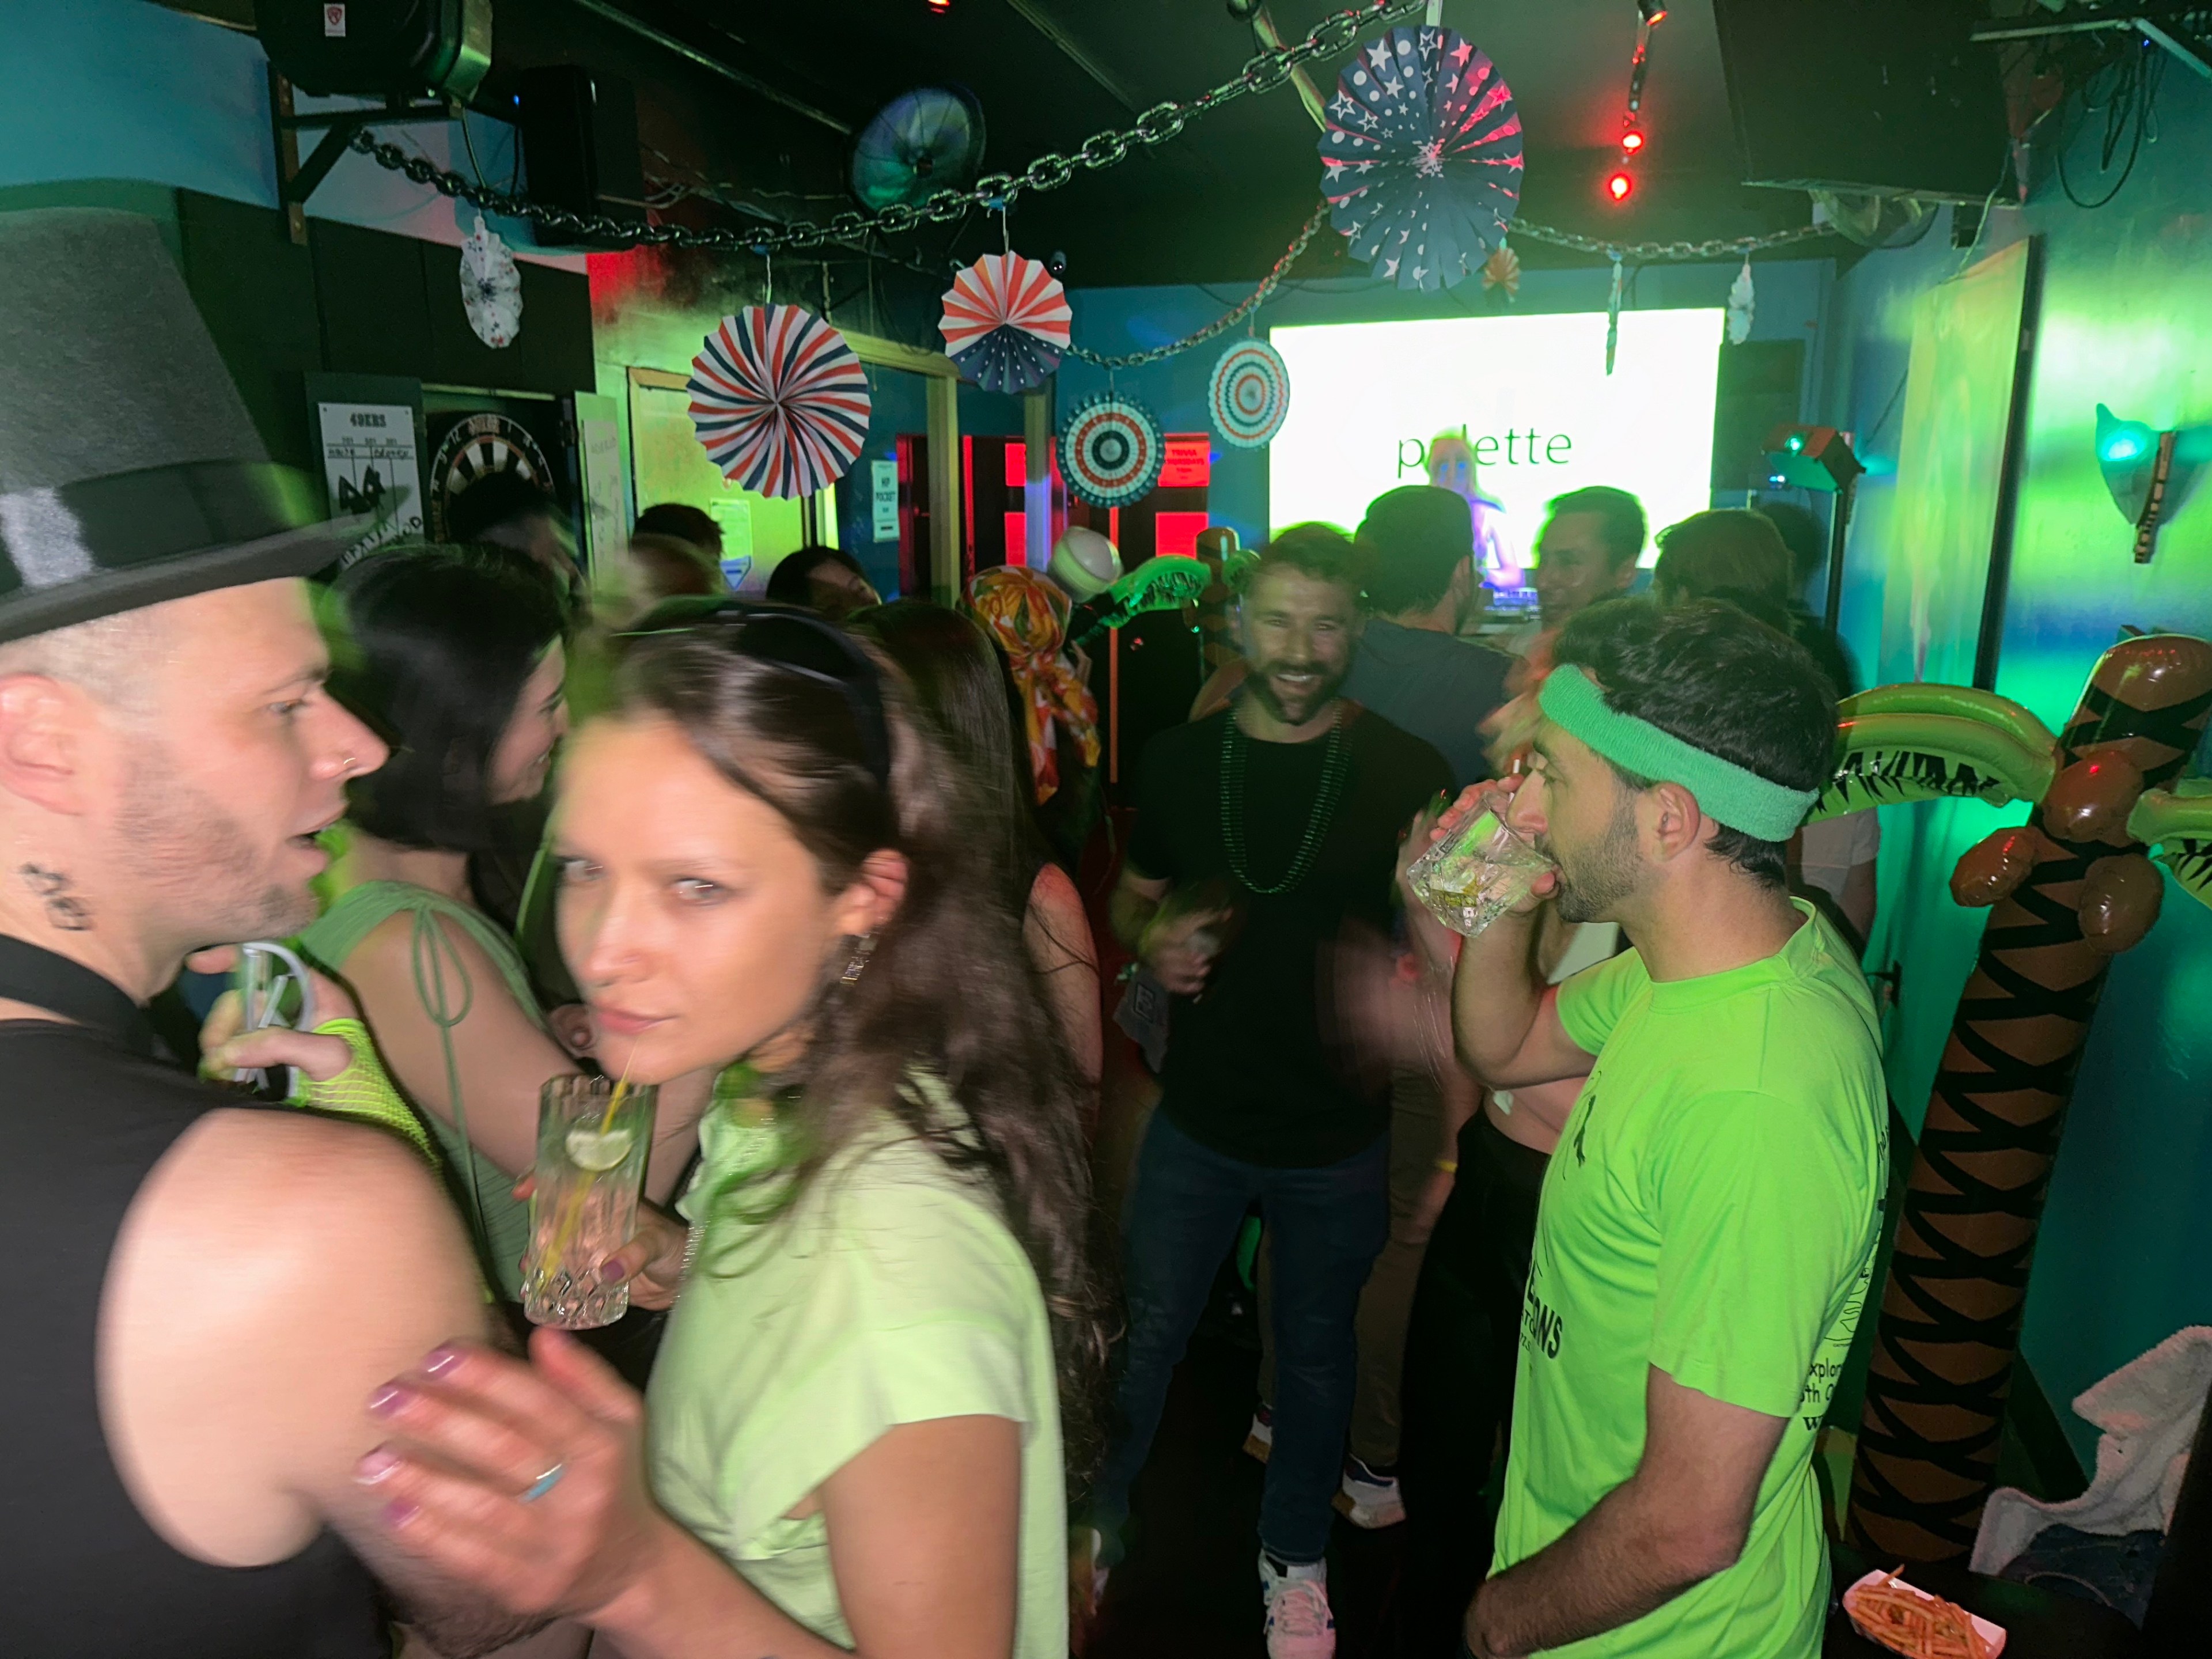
[598,1052,634,1132]
[543,1060,637,1291]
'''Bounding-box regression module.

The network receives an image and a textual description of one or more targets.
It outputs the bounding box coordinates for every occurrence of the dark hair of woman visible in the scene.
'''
[763,543,869,605]
[610,625,1111,1482]
[323,544,570,854]
[853,600,1043,913]
[1033,722,1101,875]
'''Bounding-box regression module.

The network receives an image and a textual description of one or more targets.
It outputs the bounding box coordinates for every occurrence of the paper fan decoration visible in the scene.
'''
[940,252,1071,395]
[1209,340,1291,449]
[688,306,871,500]
[1059,393,1164,507]
[1319,25,1524,293]
[459,213,522,349]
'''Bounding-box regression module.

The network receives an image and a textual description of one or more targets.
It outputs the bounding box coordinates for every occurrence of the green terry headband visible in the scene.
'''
[1537,667,1819,842]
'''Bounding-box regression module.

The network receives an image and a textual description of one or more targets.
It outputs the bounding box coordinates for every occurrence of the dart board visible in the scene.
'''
[429,412,554,539]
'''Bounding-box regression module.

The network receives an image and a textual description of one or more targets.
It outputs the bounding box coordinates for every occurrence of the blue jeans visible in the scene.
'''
[1093,1108,1389,1565]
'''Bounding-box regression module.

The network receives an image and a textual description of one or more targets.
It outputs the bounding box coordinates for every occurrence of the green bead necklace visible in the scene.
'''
[1219,704,1349,896]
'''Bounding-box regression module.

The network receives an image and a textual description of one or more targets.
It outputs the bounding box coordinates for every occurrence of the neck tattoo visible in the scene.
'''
[1219,706,1349,897]
[20,865,93,931]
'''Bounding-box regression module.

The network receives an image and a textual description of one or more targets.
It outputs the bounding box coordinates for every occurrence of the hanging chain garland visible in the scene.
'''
[339,0,1425,258]
[1066,213,1830,370]
[336,0,1828,371]
[1062,202,1330,370]
[1511,219,1832,263]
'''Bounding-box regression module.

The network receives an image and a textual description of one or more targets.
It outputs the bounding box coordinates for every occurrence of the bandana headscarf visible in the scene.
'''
[966,566,1101,804]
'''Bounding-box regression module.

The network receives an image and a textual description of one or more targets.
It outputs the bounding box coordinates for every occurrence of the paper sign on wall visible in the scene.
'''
[870,458,899,542]
[318,402,421,562]
[574,395,626,579]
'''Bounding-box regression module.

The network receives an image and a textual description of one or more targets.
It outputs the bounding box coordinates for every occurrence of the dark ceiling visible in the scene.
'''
[491,0,1810,285]
[189,1,1821,287]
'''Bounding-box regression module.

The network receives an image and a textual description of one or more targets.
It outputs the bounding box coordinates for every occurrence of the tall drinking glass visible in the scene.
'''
[1407,808,1558,938]
[521,1075,658,1329]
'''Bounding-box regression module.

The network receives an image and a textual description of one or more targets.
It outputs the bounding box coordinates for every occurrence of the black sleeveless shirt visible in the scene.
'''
[0,939,385,1656]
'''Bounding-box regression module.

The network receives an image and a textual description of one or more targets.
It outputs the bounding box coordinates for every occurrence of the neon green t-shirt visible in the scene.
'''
[647,1079,1068,1656]
[1494,901,1886,1659]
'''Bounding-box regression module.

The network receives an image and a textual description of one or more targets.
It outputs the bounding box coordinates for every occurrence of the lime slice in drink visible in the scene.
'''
[565,1124,636,1172]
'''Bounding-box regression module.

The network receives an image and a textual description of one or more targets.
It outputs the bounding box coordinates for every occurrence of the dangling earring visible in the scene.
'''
[839,931,877,987]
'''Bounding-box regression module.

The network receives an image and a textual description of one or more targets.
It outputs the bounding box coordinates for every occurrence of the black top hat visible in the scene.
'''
[0,210,367,645]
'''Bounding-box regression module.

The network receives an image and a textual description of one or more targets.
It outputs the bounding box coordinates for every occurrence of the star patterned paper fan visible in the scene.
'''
[1059,392,1164,508]
[1209,339,1291,449]
[688,306,871,501]
[940,252,1071,395]
[1319,25,1524,294]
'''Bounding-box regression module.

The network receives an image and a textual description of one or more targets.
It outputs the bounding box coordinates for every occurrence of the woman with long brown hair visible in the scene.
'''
[857,599,1102,1089]
[344,604,1107,1659]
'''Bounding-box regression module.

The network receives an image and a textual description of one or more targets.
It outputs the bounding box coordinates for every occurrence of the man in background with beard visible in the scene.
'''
[1440,600,1883,1659]
[1093,526,1451,1659]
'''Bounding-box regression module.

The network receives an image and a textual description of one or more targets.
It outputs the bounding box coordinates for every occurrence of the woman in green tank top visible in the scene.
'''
[301,547,709,1301]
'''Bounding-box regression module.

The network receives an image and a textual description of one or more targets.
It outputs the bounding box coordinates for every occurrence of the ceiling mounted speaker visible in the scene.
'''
[260,0,493,101]
[1713,0,2006,202]
[849,86,987,212]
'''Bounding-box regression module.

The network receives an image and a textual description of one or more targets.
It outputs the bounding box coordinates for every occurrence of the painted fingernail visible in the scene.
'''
[368,1384,412,1418]
[356,1448,401,1486]
[422,1346,464,1377]
[384,1498,420,1530]
[598,1259,628,1285]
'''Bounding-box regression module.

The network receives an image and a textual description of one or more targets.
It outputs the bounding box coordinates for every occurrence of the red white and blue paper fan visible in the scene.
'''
[688,305,871,500]
[1059,392,1164,508]
[1209,340,1291,449]
[1319,25,1523,294]
[940,252,1071,395]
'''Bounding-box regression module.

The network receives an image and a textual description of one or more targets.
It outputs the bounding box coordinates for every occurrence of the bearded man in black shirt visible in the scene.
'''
[1091,525,1450,1658]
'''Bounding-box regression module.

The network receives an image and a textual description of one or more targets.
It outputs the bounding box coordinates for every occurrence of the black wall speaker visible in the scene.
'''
[1713,0,2009,201]
[518,65,648,243]
[1712,339,1806,493]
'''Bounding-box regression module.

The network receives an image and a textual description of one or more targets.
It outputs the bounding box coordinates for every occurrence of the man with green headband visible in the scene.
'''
[1440,599,1884,1659]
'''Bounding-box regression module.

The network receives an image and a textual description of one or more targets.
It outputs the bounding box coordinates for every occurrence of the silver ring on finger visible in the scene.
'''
[520,1461,566,1503]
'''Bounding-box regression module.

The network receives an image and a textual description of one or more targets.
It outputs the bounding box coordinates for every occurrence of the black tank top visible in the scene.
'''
[0,937,385,1657]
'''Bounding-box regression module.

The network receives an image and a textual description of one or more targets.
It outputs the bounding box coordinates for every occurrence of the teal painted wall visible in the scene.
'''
[1820,74,2212,1468]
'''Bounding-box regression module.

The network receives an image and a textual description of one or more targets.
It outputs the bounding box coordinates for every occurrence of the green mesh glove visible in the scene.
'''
[285,1017,441,1166]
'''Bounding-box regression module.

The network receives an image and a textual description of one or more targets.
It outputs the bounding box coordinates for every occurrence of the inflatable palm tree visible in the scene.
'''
[1816,634,2212,1563]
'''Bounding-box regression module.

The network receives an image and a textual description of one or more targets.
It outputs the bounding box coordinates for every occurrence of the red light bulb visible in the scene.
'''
[1620,129,1645,154]
[1605,170,1635,203]
[926,0,950,11]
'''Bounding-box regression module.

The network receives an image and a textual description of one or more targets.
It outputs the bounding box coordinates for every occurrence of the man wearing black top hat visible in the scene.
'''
[0,210,532,1656]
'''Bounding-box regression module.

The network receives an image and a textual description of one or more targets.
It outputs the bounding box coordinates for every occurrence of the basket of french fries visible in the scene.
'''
[1842,1568,2008,1659]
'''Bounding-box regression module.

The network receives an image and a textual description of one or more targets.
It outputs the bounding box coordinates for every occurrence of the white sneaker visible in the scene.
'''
[1259,1553,1336,1659]
[1334,1456,1406,1529]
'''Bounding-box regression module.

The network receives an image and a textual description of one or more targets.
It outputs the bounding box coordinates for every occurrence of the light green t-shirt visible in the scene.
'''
[648,1081,1068,1656]
[1494,901,1886,1659]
